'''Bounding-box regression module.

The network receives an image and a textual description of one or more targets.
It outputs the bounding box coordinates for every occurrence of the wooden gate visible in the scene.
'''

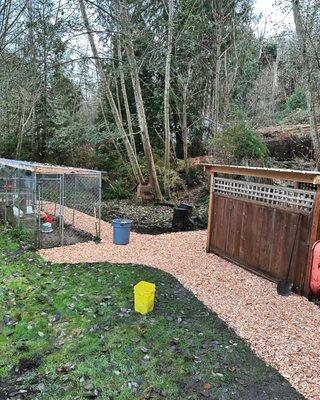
[204,164,320,296]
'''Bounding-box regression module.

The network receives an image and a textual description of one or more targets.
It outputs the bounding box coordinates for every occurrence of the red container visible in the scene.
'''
[309,240,320,296]
[43,214,54,223]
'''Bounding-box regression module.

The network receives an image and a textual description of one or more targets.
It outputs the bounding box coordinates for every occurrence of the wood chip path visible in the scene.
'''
[39,208,320,400]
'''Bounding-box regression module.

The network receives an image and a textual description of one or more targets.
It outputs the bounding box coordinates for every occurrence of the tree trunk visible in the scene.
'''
[117,40,136,154]
[16,103,26,159]
[181,62,192,169]
[99,97,135,177]
[182,89,188,167]
[292,0,320,168]
[0,0,11,54]
[115,74,123,122]
[16,91,38,159]
[116,1,163,201]
[126,50,163,200]
[78,0,145,184]
[164,0,174,193]
[213,22,221,137]
[271,46,280,114]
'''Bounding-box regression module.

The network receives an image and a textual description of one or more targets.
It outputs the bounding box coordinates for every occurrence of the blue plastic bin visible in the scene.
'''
[112,219,133,245]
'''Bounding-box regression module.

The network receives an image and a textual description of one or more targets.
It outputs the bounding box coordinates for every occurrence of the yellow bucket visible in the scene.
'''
[134,281,156,315]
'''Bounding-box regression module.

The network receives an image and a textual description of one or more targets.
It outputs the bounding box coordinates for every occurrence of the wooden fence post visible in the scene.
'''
[206,172,216,252]
[304,184,320,294]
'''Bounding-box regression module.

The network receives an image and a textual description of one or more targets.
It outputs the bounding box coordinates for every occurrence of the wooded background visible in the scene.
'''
[1,0,319,200]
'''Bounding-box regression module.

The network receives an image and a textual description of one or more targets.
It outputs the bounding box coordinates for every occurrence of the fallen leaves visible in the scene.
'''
[51,310,62,323]
[140,346,149,354]
[56,363,75,374]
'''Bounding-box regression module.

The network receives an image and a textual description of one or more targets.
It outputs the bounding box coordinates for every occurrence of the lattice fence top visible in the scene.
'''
[214,178,316,212]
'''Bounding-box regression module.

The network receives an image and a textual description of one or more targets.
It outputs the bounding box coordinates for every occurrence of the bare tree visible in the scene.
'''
[292,0,320,168]
[0,0,29,56]
[115,0,163,201]
[164,0,174,190]
[117,40,136,154]
[16,88,40,159]
[180,61,192,169]
[210,0,235,136]
[78,0,145,184]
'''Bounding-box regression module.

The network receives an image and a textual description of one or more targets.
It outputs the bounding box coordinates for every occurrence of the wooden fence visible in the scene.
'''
[204,164,320,296]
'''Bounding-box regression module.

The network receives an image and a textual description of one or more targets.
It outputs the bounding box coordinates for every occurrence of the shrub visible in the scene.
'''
[184,167,200,187]
[9,225,30,243]
[285,87,307,111]
[157,166,186,197]
[209,121,269,164]
[103,180,131,200]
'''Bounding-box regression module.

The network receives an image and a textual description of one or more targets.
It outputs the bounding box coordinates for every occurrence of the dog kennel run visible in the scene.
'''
[0,158,101,248]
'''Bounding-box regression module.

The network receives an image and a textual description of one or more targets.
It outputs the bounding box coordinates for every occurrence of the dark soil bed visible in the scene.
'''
[102,199,208,235]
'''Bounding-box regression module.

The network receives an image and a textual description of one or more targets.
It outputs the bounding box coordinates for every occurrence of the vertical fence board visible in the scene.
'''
[206,173,216,252]
[225,199,237,257]
[256,205,271,272]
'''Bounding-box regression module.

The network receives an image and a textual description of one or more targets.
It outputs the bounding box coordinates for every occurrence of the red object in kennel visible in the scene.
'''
[43,214,54,223]
[309,240,320,296]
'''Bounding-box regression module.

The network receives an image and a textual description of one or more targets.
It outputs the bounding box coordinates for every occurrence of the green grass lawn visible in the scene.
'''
[0,230,304,400]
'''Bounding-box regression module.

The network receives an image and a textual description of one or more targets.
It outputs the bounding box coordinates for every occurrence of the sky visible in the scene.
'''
[253,0,294,37]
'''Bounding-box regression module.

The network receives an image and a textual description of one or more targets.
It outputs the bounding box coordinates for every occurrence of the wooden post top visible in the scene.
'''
[203,163,320,185]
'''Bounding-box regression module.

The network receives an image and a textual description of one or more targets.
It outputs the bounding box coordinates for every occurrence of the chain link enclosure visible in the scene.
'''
[0,159,101,249]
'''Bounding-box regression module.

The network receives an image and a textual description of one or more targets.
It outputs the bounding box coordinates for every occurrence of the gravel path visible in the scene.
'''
[39,209,320,400]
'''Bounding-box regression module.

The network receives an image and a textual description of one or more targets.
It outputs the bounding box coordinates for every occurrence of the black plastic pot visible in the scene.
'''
[172,203,193,231]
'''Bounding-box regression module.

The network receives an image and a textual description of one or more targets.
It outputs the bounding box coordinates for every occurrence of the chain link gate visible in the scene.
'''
[37,173,101,248]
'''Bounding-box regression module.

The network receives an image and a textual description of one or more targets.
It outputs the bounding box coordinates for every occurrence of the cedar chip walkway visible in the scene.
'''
[39,210,320,400]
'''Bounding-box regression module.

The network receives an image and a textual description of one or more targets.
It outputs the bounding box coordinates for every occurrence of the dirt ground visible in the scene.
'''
[40,224,95,248]
[39,209,320,400]
[102,197,208,235]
